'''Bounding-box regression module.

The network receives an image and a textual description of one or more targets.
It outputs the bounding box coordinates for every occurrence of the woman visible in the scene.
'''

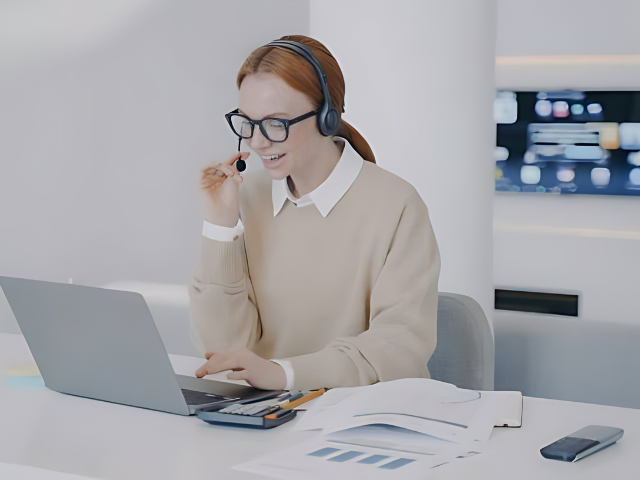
[190,35,440,391]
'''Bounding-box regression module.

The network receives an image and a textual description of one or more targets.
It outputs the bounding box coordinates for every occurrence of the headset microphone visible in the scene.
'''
[235,137,246,172]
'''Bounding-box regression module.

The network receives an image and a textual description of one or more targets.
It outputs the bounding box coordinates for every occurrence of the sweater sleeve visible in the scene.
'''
[286,188,441,390]
[187,231,261,357]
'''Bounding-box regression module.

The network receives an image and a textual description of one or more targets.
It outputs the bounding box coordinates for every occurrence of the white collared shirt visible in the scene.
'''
[201,138,364,389]
[270,137,364,218]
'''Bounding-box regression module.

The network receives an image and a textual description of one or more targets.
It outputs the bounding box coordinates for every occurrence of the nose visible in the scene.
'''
[249,124,271,151]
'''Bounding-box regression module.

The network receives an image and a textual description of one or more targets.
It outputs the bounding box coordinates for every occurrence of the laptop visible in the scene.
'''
[0,276,283,415]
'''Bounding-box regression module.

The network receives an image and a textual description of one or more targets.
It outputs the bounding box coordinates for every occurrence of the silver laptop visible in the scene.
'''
[0,276,282,415]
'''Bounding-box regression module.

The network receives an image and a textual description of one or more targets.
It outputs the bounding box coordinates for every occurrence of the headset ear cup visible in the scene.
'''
[325,109,339,135]
[317,101,329,136]
[317,103,339,136]
[317,110,326,136]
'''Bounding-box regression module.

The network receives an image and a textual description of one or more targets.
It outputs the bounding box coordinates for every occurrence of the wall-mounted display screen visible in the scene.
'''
[495,90,640,196]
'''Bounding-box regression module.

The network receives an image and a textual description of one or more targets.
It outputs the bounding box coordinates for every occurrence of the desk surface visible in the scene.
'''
[1,332,638,479]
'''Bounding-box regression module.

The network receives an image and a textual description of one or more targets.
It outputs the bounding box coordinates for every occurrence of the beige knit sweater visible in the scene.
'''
[188,160,441,390]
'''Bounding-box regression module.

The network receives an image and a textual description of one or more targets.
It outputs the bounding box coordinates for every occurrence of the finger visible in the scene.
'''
[202,173,225,185]
[195,363,208,378]
[201,169,226,182]
[218,165,234,177]
[224,151,249,167]
[205,352,214,360]
[199,170,223,185]
[204,356,243,374]
[227,370,249,381]
[200,175,224,190]
[201,162,223,175]
[201,167,224,177]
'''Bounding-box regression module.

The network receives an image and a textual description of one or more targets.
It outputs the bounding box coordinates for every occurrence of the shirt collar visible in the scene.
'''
[272,138,364,217]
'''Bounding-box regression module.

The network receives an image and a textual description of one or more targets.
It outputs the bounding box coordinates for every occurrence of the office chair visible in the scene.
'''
[428,292,495,391]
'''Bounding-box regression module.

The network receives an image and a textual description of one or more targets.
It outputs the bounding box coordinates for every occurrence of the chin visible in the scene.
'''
[265,168,289,181]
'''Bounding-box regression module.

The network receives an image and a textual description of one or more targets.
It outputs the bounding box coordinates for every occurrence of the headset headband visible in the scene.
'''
[264,40,339,137]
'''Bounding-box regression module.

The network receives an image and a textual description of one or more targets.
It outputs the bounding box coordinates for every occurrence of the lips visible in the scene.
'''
[262,153,285,160]
[261,153,286,168]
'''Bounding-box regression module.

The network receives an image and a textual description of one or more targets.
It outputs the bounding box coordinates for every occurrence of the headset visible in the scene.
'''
[264,40,340,137]
[234,39,339,172]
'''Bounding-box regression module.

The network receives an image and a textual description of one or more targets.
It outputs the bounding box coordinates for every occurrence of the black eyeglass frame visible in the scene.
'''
[225,108,317,143]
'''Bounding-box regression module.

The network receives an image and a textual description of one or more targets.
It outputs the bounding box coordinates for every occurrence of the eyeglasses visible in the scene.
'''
[225,108,317,142]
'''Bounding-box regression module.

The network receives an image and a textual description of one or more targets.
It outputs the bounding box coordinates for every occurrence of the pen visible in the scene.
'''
[241,392,308,416]
[284,392,305,403]
[280,388,326,410]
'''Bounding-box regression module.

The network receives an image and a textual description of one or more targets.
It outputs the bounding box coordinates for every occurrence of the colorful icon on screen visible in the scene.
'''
[591,167,610,187]
[619,123,640,150]
[587,103,603,115]
[552,101,570,118]
[628,151,640,166]
[494,146,509,161]
[570,104,584,116]
[556,168,576,183]
[521,165,541,184]
[535,100,552,117]
[494,91,518,124]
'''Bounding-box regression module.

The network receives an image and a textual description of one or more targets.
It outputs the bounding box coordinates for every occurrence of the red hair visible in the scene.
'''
[236,35,375,164]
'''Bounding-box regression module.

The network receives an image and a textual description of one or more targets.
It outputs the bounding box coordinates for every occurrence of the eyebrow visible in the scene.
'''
[238,108,289,118]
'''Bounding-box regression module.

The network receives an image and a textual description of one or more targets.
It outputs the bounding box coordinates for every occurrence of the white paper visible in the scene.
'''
[235,379,515,479]
[326,424,485,456]
[296,378,509,443]
[495,391,523,427]
[234,436,466,480]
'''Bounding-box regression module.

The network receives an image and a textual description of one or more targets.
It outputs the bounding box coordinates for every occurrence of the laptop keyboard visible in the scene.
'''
[181,389,238,406]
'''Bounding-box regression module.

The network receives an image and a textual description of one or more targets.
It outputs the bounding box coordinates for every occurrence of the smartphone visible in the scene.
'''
[540,425,624,462]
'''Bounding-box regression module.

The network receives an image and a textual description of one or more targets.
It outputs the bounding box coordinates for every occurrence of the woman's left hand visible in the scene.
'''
[195,347,287,390]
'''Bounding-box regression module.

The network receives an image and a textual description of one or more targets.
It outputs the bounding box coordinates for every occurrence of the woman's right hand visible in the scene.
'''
[199,151,250,228]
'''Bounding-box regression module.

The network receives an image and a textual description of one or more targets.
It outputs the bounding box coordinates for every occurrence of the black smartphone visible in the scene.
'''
[540,425,624,462]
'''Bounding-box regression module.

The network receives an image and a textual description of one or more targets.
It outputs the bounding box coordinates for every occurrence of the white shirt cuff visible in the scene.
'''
[270,359,295,391]
[202,218,244,242]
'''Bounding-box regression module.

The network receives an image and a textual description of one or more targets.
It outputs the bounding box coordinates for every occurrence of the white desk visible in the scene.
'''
[1,332,638,479]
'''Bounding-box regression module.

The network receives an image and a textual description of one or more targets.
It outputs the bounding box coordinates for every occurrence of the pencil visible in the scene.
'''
[280,388,326,410]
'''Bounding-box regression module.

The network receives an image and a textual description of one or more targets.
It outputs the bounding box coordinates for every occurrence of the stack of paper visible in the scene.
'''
[296,378,508,442]
[235,378,520,479]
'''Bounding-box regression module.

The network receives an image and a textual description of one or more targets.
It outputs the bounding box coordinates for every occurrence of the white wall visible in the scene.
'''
[494,0,640,325]
[496,0,640,57]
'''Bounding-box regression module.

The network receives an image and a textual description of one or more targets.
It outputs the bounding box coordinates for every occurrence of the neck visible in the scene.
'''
[288,139,345,198]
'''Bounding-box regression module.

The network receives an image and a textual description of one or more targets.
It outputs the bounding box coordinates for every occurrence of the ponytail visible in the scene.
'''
[336,119,376,164]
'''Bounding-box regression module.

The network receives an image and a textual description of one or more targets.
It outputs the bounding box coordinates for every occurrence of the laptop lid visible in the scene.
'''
[0,276,195,415]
